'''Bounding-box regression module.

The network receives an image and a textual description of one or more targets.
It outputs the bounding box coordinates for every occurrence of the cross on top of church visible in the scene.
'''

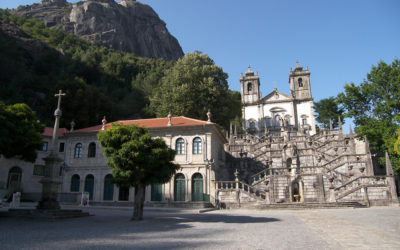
[273,81,277,89]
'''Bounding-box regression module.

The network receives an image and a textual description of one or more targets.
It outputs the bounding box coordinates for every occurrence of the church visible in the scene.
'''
[0,62,398,208]
[240,62,316,137]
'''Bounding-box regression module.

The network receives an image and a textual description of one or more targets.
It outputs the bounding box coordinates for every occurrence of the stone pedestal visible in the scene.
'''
[36,152,62,210]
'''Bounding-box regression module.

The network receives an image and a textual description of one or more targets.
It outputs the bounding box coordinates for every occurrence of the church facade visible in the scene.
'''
[217,63,398,208]
[241,63,316,137]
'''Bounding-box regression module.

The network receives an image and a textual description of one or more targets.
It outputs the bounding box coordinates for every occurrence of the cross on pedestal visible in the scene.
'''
[37,89,66,211]
[52,90,66,148]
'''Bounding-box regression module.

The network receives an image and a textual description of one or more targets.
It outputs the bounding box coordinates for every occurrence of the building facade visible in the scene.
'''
[0,116,226,206]
[241,62,316,136]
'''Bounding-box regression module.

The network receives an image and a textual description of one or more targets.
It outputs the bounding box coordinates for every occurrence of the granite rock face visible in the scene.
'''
[12,0,184,61]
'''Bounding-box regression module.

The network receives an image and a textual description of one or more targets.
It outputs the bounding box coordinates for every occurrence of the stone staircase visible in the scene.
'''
[244,201,367,210]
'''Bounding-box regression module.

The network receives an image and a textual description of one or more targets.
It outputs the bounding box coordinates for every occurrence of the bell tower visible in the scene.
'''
[289,61,312,100]
[240,66,261,105]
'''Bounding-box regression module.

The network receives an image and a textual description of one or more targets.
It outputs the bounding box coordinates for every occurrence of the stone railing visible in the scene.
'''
[334,176,388,200]
[215,181,266,201]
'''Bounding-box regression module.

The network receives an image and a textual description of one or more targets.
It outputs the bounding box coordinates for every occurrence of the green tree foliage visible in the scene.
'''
[337,59,400,173]
[314,97,344,129]
[149,51,242,130]
[97,125,179,220]
[0,102,44,162]
[0,10,172,128]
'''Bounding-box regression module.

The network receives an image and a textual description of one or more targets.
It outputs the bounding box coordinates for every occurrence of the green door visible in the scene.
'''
[151,183,162,201]
[192,173,203,201]
[174,174,185,201]
[84,175,94,200]
[103,174,114,201]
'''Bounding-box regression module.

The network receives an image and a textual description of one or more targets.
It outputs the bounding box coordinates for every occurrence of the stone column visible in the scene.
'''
[386,152,399,203]
[37,90,66,210]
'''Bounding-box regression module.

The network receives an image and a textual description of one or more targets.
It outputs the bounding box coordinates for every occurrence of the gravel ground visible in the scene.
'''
[1,206,399,249]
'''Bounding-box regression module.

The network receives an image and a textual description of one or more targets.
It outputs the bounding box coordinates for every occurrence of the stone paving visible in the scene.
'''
[0,206,399,249]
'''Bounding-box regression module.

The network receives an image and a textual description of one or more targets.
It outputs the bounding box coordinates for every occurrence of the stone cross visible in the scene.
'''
[52,90,66,149]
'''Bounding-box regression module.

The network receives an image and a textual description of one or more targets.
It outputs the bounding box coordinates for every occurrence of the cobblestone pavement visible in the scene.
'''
[1,206,399,249]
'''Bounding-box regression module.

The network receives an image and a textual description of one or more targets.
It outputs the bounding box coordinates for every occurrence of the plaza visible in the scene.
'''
[1,205,399,249]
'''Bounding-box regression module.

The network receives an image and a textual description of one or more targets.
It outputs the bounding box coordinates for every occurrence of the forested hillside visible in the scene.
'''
[0,10,241,130]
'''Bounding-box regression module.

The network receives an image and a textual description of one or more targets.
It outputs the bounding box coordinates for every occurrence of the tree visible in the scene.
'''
[149,51,242,130]
[314,97,345,129]
[0,102,44,162]
[97,124,179,220]
[337,59,400,173]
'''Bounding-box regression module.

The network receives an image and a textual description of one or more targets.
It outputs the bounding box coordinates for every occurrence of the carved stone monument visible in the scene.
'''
[36,90,65,210]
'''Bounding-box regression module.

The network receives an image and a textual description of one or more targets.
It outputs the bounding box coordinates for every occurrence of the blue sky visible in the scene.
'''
[1,1,399,104]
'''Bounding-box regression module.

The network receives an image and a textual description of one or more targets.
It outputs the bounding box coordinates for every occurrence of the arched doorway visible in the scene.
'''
[7,167,22,191]
[151,183,162,201]
[70,174,80,192]
[174,173,185,201]
[84,174,94,200]
[292,182,300,202]
[192,173,203,201]
[103,174,114,201]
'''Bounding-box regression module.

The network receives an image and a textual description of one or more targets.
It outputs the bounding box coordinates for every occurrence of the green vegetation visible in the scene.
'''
[0,101,44,162]
[97,125,179,220]
[0,10,241,130]
[337,59,400,174]
[314,97,344,129]
[149,51,242,129]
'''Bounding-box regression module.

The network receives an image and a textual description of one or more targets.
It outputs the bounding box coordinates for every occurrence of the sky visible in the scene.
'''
[1,1,399,112]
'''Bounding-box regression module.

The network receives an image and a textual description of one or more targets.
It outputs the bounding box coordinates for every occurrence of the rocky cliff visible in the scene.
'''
[11,0,184,61]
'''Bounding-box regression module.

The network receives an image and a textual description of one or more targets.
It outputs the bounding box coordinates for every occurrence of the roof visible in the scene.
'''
[72,116,212,133]
[42,127,69,137]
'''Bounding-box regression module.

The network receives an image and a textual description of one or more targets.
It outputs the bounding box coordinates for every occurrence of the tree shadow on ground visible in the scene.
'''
[0,209,280,249]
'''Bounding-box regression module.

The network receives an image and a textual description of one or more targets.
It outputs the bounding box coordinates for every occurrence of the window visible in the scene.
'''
[42,142,48,152]
[247,82,253,92]
[193,137,202,154]
[70,174,80,192]
[88,142,96,158]
[33,165,45,176]
[298,78,303,87]
[176,138,185,155]
[302,118,307,125]
[74,143,82,158]
[59,142,65,152]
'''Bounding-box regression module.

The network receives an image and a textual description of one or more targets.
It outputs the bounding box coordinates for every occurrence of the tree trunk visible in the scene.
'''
[131,184,145,221]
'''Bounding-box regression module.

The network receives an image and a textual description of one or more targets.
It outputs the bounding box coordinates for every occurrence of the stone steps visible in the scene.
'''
[243,201,367,210]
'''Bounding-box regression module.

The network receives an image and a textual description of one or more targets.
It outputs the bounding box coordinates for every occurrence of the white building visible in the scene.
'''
[0,116,226,206]
[240,62,316,136]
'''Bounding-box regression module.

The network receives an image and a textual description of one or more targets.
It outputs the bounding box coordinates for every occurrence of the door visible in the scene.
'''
[192,173,203,201]
[84,175,94,200]
[7,167,22,191]
[174,174,185,201]
[151,183,162,201]
[103,174,114,201]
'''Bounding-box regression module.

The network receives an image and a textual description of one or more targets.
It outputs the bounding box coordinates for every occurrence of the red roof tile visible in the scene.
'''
[42,127,69,137]
[73,116,211,133]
